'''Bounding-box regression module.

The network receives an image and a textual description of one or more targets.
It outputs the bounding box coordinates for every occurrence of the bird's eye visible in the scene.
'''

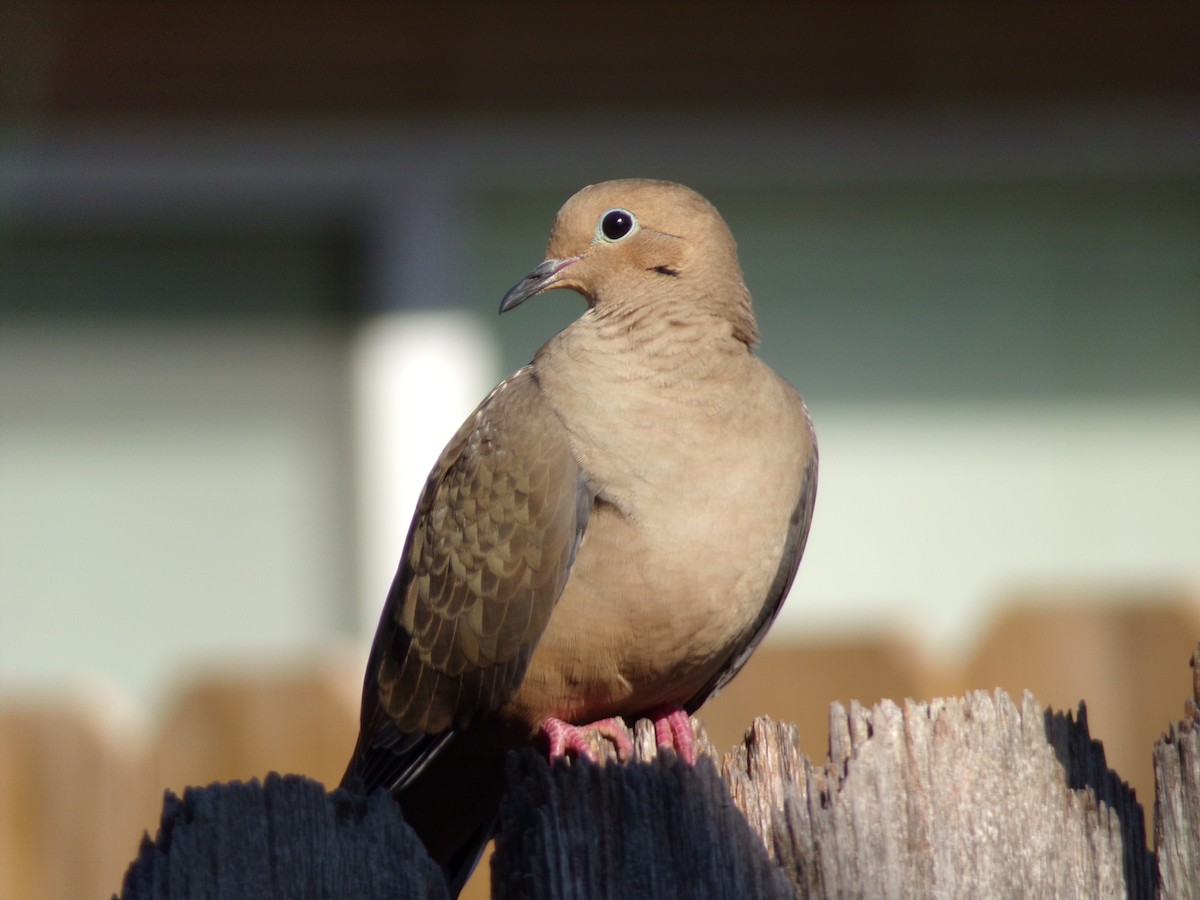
[596,208,639,243]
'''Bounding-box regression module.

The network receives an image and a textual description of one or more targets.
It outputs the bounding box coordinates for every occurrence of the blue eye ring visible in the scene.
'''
[596,208,639,243]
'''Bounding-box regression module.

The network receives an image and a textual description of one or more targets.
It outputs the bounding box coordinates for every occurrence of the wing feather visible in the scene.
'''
[342,366,590,794]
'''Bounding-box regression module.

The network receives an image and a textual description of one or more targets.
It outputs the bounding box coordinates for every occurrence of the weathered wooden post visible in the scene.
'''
[116,773,448,899]
[1153,647,1200,897]
[491,693,1155,897]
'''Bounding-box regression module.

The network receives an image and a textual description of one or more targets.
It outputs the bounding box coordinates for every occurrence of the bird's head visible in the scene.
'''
[500,179,758,347]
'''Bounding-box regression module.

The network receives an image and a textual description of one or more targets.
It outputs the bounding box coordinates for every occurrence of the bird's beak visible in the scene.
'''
[499,257,579,314]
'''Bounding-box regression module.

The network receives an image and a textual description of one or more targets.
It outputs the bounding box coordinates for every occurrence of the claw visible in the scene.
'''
[649,705,697,764]
[541,715,634,762]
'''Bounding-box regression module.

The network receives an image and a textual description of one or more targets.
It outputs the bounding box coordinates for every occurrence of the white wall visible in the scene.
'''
[0,324,355,708]
[781,400,1200,656]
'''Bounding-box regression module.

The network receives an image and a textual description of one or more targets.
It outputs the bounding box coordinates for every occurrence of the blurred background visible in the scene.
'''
[1,3,1198,897]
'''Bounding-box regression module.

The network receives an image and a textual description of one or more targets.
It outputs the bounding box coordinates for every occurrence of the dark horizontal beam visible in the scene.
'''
[4,2,1199,119]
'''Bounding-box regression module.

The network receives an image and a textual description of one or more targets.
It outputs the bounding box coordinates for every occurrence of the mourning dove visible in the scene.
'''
[341,179,818,895]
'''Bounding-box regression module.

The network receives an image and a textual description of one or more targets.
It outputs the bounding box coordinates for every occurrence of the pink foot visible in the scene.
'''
[649,705,697,765]
[541,716,634,763]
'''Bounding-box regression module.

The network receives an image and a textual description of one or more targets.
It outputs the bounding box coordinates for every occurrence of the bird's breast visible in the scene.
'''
[506,349,813,729]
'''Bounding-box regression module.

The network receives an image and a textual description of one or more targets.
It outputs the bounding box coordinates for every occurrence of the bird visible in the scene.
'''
[340,178,818,896]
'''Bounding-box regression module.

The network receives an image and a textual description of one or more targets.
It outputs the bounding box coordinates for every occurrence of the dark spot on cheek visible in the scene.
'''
[650,265,680,277]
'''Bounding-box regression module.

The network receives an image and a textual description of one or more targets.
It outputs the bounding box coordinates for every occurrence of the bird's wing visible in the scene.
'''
[342,366,590,793]
[685,431,818,712]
